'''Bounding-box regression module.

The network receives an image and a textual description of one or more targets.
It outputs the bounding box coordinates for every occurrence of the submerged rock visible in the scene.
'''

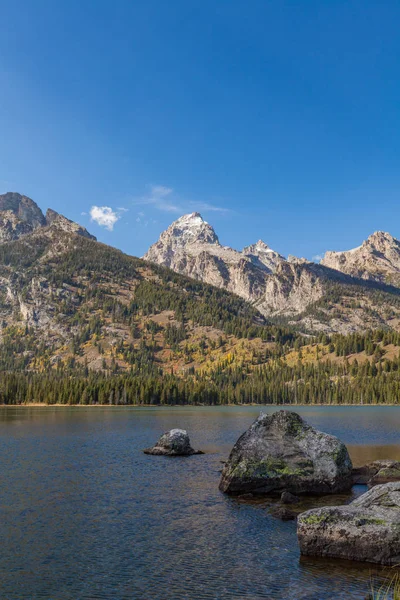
[352,460,400,487]
[143,429,203,456]
[219,410,352,495]
[270,505,297,521]
[281,491,300,504]
[297,482,400,565]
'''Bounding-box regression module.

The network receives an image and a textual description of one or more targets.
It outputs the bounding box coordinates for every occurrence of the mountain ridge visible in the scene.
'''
[0,192,96,242]
[2,194,400,336]
[144,213,400,333]
[321,231,400,284]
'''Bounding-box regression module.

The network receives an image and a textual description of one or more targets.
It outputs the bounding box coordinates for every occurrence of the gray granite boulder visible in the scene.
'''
[143,429,203,456]
[219,411,352,495]
[352,460,400,487]
[297,482,400,565]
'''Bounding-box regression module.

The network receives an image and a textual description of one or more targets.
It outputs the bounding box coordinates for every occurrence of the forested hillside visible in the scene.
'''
[0,226,400,404]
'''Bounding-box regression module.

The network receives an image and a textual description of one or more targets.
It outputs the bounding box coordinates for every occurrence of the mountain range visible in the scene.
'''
[143,213,400,333]
[2,191,400,406]
[2,191,400,351]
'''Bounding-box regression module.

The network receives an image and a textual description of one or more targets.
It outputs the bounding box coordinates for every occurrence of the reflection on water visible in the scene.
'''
[348,443,400,465]
[0,405,399,599]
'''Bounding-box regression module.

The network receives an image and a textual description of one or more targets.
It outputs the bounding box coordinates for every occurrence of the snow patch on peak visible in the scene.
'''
[173,212,207,228]
[254,240,272,251]
[242,240,286,273]
[147,211,219,251]
[243,239,284,257]
[329,244,362,255]
[347,245,363,253]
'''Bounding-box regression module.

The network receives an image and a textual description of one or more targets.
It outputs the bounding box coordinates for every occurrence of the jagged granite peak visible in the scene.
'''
[162,212,219,247]
[321,230,400,284]
[143,213,272,301]
[0,193,96,243]
[287,255,310,265]
[143,216,289,303]
[0,192,46,227]
[0,192,46,242]
[243,239,286,273]
[243,239,273,253]
[45,209,96,240]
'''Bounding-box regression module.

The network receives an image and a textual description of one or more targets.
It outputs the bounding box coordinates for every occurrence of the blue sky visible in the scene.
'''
[1,0,400,260]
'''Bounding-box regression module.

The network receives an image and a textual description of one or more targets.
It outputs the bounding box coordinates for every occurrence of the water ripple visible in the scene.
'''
[0,405,399,599]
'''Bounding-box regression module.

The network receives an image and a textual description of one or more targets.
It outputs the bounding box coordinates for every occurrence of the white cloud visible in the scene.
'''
[187,201,229,214]
[151,185,173,198]
[133,184,230,215]
[137,185,180,212]
[312,254,324,263]
[90,206,119,231]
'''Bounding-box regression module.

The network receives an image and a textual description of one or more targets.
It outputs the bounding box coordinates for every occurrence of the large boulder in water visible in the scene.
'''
[297,482,400,565]
[143,429,203,456]
[219,411,352,495]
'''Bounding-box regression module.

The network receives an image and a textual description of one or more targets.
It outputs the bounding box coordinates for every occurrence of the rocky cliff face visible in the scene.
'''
[0,192,95,242]
[321,231,400,284]
[258,262,325,316]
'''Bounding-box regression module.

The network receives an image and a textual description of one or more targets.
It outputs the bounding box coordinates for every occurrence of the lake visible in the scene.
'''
[0,405,399,599]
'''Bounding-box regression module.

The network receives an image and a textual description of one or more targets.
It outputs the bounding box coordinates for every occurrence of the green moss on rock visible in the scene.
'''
[301,513,328,525]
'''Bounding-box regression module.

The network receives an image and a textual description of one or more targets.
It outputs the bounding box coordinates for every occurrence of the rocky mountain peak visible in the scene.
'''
[243,239,286,273]
[166,212,219,246]
[0,192,46,242]
[143,212,220,269]
[364,230,397,250]
[143,213,270,300]
[321,230,400,283]
[0,192,46,228]
[243,239,272,253]
[45,208,61,224]
[45,209,96,240]
[0,193,95,243]
[287,255,310,265]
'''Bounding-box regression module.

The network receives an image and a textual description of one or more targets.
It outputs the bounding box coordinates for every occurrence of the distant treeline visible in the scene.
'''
[2,340,400,405]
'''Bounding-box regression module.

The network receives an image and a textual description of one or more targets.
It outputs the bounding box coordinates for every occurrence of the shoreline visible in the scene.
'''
[1,403,400,408]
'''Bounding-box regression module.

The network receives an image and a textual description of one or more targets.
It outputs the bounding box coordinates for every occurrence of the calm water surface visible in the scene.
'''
[1,405,400,600]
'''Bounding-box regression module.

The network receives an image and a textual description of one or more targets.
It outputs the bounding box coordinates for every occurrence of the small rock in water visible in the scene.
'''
[352,460,400,487]
[270,505,297,521]
[280,491,300,504]
[143,429,203,456]
[297,481,400,565]
[219,410,352,495]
